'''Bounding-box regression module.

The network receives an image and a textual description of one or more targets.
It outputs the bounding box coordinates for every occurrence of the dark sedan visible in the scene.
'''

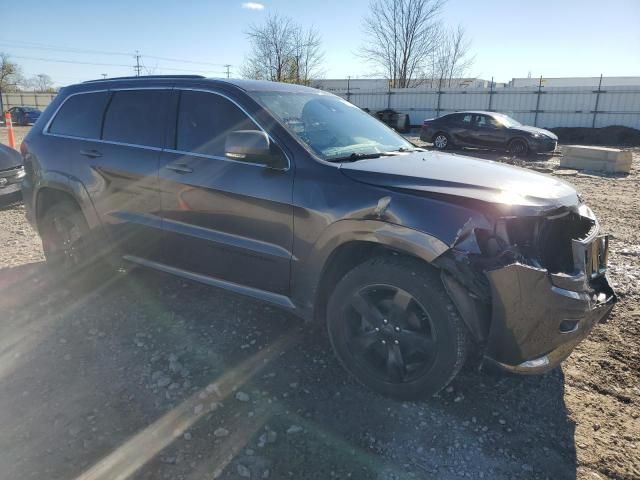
[420,111,558,155]
[0,143,24,198]
[8,106,42,126]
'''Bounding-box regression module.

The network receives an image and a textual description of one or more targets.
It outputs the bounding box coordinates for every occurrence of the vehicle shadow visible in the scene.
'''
[0,265,576,480]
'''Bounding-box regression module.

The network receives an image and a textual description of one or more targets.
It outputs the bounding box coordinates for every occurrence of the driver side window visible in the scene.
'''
[176,91,258,159]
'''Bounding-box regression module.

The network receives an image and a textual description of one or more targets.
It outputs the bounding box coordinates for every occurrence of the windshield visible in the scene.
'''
[251,92,413,161]
[494,113,522,127]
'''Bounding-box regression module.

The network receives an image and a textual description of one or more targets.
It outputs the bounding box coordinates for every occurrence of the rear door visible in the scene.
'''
[62,88,170,260]
[448,113,474,145]
[157,89,294,295]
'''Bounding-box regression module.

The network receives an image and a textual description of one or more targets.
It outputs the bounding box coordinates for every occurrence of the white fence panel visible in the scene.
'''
[1,92,57,112]
[333,85,640,129]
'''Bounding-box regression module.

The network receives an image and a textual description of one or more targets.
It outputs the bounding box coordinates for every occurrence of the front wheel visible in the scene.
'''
[327,256,469,400]
[508,138,529,156]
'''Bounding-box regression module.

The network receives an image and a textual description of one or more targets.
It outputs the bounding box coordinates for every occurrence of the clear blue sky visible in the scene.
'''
[1,0,638,87]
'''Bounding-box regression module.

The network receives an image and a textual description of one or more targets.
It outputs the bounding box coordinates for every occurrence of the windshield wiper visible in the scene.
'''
[327,151,399,163]
[387,146,425,153]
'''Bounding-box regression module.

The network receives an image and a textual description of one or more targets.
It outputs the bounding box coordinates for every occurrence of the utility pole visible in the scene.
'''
[101,73,107,79]
[224,64,231,79]
[134,51,142,77]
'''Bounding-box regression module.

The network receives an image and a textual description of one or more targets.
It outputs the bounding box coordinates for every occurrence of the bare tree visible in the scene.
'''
[430,25,474,88]
[28,73,55,92]
[0,53,23,92]
[360,0,445,88]
[242,14,324,84]
[288,26,324,85]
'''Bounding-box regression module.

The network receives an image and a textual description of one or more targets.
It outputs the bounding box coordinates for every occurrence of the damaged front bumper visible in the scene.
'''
[439,201,616,374]
[484,261,615,373]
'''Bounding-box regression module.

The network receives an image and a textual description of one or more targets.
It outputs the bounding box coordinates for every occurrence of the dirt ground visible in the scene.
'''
[0,125,638,480]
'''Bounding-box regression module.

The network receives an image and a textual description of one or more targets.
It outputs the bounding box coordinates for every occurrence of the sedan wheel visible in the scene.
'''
[509,138,529,156]
[433,133,449,150]
[327,256,469,399]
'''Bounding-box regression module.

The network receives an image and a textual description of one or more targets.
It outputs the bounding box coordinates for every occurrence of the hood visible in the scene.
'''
[512,125,558,140]
[0,144,22,170]
[339,150,578,211]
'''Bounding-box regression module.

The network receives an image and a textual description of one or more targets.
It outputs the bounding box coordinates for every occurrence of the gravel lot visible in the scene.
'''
[1,126,638,480]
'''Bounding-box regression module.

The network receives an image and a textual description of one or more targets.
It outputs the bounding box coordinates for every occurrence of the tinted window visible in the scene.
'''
[462,114,473,124]
[176,91,257,158]
[475,115,499,127]
[49,92,110,139]
[102,90,168,147]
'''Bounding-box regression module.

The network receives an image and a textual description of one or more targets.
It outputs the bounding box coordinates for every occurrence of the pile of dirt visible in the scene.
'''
[551,125,640,146]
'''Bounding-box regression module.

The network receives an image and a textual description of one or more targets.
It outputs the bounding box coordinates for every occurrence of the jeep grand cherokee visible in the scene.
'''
[20,76,615,399]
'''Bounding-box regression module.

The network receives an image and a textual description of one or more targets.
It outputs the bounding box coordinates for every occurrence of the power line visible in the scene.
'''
[0,39,131,57]
[143,54,230,67]
[0,39,231,67]
[9,54,132,68]
[8,54,228,75]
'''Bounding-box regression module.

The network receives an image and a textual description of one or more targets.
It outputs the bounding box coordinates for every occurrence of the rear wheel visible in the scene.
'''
[40,201,113,287]
[508,138,529,156]
[327,256,469,399]
[433,132,450,150]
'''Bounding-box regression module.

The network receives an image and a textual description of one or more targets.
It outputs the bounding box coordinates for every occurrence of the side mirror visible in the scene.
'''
[225,130,287,169]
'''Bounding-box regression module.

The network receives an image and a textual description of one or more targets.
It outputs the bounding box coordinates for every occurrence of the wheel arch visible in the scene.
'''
[299,220,450,322]
[34,177,102,234]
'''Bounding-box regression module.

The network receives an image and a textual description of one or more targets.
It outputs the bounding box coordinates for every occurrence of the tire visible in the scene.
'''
[39,201,113,287]
[508,138,529,156]
[327,255,469,400]
[433,132,450,150]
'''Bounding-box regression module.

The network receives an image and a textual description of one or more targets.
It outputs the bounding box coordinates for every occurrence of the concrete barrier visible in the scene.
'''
[560,145,632,174]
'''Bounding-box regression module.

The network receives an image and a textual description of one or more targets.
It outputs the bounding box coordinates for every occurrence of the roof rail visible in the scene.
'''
[83,75,206,83]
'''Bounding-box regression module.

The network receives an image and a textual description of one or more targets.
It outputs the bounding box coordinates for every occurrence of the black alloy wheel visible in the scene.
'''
[41,203,88,273]
[327,256,469,399]
[344,284,437,384]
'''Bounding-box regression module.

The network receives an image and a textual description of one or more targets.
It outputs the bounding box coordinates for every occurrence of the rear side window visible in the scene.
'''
[176,91,257,157]
[102,90,168,148]
[48,92,110,139]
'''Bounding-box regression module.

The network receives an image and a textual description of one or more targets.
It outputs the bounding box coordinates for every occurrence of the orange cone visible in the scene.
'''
[4,112,15,149]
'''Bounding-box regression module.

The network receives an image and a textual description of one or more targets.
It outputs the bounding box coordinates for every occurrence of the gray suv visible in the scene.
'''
[20,75,615,399]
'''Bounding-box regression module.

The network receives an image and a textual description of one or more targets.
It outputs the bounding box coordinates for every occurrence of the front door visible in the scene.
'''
[470,114,505,148]
[158,89,294,295]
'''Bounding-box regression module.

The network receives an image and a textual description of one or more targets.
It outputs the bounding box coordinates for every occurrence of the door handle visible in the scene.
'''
[80,149,103,158]
[165,163,193,174]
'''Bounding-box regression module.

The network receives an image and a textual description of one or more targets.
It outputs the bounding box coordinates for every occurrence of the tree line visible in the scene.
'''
[243,0,474,88]
[1,0,474,92]
[0,53,55,93]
